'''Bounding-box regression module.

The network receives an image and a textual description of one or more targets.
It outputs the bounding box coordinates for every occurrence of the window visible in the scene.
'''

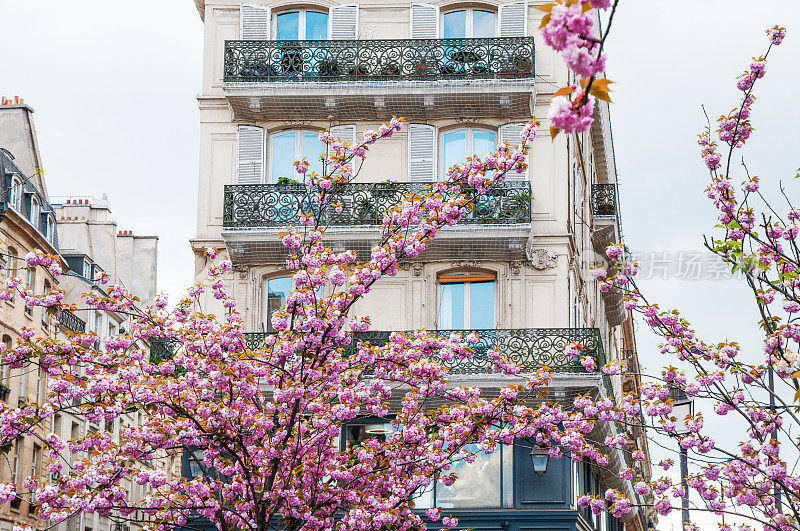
[441,128,496,176]
[35,367,44,405]
[442,8,496,38]
[269,131,325,183]
[416,444,513,509]
[94,312,104,336]
[30,445,39,502]
[263,277,293,333]
[42,280,51,329]
[30,197,40,226]
[275,10,328,40]
[343,421,393,451]
[438,270,496,330]
[12,438,21,485]
[24,267,34,316]
[5,248,15,303]
[18,366,26,400]
[1,335,10,386]
[9,177,20,211]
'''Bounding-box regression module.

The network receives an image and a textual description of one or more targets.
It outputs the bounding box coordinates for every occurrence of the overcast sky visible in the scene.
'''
[3,1,800,529]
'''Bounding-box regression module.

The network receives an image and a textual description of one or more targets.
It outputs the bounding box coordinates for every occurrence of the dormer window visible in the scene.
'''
[9,177,20,211]
[442,8,496,38]
[29,197,40,227]
[275,10,329,40]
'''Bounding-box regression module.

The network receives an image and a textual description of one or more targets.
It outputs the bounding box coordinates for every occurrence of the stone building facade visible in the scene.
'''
[0,102,60,530]
[188,1,654,529]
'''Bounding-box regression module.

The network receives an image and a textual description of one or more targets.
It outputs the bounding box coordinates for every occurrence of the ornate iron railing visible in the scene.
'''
[56,309,86,334]
[223,181,532,228]
[224,37,535,83]
[151,328,603,375]
[591,184,617,217]
[0,384,10,401]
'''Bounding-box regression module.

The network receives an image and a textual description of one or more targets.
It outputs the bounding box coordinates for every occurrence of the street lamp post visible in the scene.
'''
[669,386,694,528]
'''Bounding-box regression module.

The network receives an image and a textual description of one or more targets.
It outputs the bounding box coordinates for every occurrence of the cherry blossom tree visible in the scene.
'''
[593,25,800,531]
[0,2,648,531]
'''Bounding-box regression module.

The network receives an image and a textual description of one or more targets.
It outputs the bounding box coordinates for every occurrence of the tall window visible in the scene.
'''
[12,438,21,484]
[441,128,496,176]
[263,277,293,333]
[1,335,10,387]
[438,270,496,330]
[9,178,20,211]
[442,8,496,38]
[269,131,325,183]
[30,197,40,227]
[275,10,328,40]
[30,444,39,502]
[24,268,34,316]
[5,248,15,303]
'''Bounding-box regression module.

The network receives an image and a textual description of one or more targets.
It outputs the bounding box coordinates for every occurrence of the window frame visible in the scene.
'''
[437,269,497,330]
[267,129,326,184]
[439,126,497,178]
[440,7,498,38]
[272,8,330,40]
[262,275,294,333]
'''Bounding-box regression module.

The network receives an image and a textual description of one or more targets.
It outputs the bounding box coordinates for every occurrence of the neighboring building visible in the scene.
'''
[50,196,161,531]
[190,2,653,530]
[0,101,60,530]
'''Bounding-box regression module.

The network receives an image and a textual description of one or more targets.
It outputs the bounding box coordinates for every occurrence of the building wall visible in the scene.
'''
[54,200,159,305]
[0,105,46,195]
[0,206,58,531]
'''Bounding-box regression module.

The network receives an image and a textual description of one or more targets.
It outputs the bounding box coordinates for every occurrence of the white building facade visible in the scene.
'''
[189,1,652,529]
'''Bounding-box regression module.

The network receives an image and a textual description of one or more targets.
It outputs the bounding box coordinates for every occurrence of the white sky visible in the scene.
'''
[3,1,800,529]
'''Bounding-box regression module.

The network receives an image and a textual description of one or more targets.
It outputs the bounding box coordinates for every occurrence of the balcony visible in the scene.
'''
[56,309,86,334]
[221,181,532,265]
[221,37,535,121]
[152,327,607,378]
[591,184,617,217]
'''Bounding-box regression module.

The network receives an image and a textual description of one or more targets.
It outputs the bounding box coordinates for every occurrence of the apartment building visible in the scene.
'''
[189,1,653,529]
[0,101,60,530]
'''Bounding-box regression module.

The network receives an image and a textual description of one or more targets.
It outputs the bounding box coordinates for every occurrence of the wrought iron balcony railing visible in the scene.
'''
[591,184,617,217]
[56,309,86,334]
[223,37,535,83]
[223,181,532,229]
[151,328,604,375]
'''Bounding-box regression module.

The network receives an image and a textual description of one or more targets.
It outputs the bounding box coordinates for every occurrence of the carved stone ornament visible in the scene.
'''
[528,248,557,270]
[412,263,424,277]
[509,261,523,276]
[451,260,483,269]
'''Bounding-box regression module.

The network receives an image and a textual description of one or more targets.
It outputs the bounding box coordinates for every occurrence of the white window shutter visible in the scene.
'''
[331,124,358,169]
[241,4,270,40]
[410,3,438,39]
[408,124,436,182]
[330,4,359,40]
[500,123,527,180]
[498,1,527,37]
[237,125,264,184]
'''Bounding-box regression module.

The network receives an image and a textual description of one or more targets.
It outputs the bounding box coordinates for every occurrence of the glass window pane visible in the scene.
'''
[442,10,466,38]
[436,444,501,508]
[265,276,293,332]
[439,283,465,330]
[344,423,393,451]
[276,12,299,40]
[301,132,326,177]
[305,11,328,40]
[442,130,466,176]
[469,281,494,329]
[472,10,496,38]
[270,133,296,183]
[502,445,513,508]
[472,130,496,158]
